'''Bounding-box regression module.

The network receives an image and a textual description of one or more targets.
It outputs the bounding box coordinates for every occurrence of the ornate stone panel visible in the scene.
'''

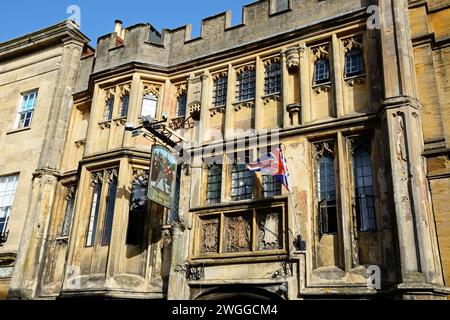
[256,208,283,251]
[199,216,220,254]
[223,213,252,253]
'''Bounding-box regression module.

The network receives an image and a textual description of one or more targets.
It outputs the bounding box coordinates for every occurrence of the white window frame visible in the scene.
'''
[0,174,19,239]
[141,93,158,118]
[15,90,38,129]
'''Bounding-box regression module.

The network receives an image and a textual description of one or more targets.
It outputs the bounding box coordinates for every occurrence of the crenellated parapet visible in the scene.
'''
[89,0,369,76]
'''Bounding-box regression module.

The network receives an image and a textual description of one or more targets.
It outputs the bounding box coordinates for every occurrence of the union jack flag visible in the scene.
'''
[247,144,291,192]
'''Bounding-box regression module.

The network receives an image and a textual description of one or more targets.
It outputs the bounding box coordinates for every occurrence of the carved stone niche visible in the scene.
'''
[287,103,302,126]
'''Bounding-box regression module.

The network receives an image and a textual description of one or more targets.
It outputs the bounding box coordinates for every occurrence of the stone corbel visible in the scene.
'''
[98,121,112,130]
[233,100,255,112]
[344,77,366,87]
[262,94,281,105]
[74,140,86,148]
[113,117,127,126]
[312,84,332,95]
[55,237,69,246]
[235,64,256,76]
[209,106,226,117]
[284,46,302,70]
[287,103,302,125]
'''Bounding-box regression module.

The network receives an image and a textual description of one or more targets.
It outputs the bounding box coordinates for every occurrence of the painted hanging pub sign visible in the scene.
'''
[148,145,178,209]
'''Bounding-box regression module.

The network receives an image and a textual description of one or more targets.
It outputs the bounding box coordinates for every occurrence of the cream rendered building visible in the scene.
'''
[2,0,450,300]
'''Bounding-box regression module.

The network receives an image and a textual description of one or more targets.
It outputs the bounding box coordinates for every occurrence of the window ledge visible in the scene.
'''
[232,99,255,112]
[312,82,332,94]
[98,120,112,129]
[55,237,69,245]
[190,196,288,213]
[6,127,31,135]
[344,74,367,86]
[112,117,127,126]
[262,93,281,104]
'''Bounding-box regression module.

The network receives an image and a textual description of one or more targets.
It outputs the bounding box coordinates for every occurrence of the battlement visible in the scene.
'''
[92,0,371,74]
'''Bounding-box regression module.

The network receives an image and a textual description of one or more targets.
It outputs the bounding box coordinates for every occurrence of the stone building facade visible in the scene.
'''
[1,0,449,300]
[0,21,90,299]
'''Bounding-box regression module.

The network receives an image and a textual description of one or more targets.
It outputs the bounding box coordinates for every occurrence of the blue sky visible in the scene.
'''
[1,0,255,45]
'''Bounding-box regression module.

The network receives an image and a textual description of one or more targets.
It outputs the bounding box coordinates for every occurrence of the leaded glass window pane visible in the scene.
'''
[314,59,330,84]
[318,154,337,234]
[104,97,114,121]
[119,94,129,118]
[231,153,253,201]
[86,181,102,247]
[207,164,222,204]
[353,147,376,232]
[264,62,282,95]
[263,175,281,198]
[177,94,187,117]
[212,75,228,107]
[236,70,256,102]
[345,49,364,77]
[61,195,75,237]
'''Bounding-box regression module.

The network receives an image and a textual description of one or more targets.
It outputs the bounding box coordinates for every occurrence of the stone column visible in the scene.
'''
[8,173,58,299]
[298,43,310,124]
[281,50,290,128]
[199,71,211,145]
[332,34,344,118]
[167,222,189,300]
[123,74,141,148]
[379,0,444,290]
[37,40,84,170]
[84,83,101,156]
[254,56,264,131]
[224,64,235,140]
